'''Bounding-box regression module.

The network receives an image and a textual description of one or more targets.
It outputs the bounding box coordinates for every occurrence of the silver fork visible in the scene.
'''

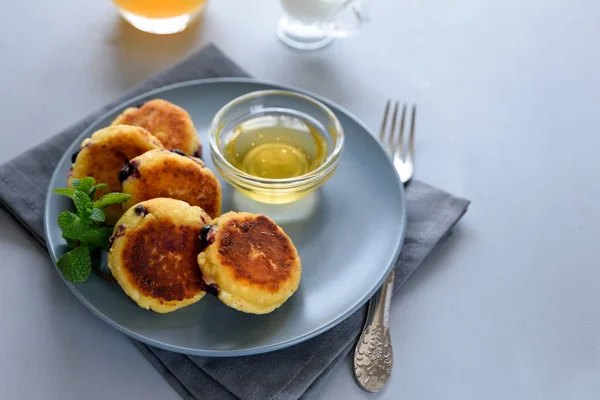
[353,100,417,392]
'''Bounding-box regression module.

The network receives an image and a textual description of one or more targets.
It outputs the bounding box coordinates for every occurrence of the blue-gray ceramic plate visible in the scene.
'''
[44,79,406,357]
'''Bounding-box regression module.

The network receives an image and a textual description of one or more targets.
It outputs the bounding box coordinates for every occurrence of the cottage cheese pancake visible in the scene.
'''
[120,149,221,218]
[111,99,201,157]
[108,198,211,313]
[197,212,301,314]
[69,125,163,224]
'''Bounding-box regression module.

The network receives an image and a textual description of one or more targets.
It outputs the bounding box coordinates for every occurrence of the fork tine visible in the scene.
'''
[407,105,416,160]
[388,101,399,154]
[395,103,407,158]
[379,100,391,143]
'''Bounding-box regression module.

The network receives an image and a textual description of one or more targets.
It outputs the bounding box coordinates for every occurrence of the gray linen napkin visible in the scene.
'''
[0,44,469,400]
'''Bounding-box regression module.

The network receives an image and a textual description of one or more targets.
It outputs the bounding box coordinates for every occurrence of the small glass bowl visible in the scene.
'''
[209,90,344,204]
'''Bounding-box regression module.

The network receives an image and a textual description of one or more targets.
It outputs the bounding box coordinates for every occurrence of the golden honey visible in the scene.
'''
[224,115,328,180]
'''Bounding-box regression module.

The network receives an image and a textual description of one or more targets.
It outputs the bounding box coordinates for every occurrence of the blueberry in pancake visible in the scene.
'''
[120,149,221,218]
[69,125,164,224]
[111,99,201,157]
[197,212,302,314]
[108,198,211,313]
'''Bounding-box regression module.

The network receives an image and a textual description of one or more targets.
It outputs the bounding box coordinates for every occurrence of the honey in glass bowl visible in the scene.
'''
[210,90,344,205]
[223,115,329,180]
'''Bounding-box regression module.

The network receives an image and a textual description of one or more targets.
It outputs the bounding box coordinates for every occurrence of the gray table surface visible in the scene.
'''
[2,0,599,399]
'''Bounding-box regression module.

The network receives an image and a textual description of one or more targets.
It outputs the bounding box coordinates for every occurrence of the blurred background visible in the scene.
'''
[3,0,597,195]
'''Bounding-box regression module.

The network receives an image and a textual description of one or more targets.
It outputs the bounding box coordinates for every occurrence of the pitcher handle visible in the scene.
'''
[318,0,369,38]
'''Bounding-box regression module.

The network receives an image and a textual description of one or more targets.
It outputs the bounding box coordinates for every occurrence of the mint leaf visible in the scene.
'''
[58,211,111,249]
[71,177,95,193]
[58,211,89,239]
[94,193,131,209]
[78,225,113,250]
[90,208,105,223]
[88,183,108,200]
[55,177,129,284]
[57,246,91,283]
[71,177,96,193]
[73,191,93,219]
[62,234,78,249]
[53,188,76,200]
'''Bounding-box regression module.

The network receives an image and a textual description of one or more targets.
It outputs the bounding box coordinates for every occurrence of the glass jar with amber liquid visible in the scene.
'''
[113,0,208,34]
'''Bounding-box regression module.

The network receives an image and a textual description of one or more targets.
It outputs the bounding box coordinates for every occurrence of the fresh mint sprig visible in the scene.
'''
[53,177,130,283]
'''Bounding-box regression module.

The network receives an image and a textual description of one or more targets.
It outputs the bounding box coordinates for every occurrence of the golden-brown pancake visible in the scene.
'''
[111,99,201,157]
[197,212,301,314]
[69,125,164,224]
[108,198,211,313]
[120,149,221,218]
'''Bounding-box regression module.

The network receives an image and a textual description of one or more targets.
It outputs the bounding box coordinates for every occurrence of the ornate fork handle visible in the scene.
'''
[353,99,415,391]
[354,269,395,392]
